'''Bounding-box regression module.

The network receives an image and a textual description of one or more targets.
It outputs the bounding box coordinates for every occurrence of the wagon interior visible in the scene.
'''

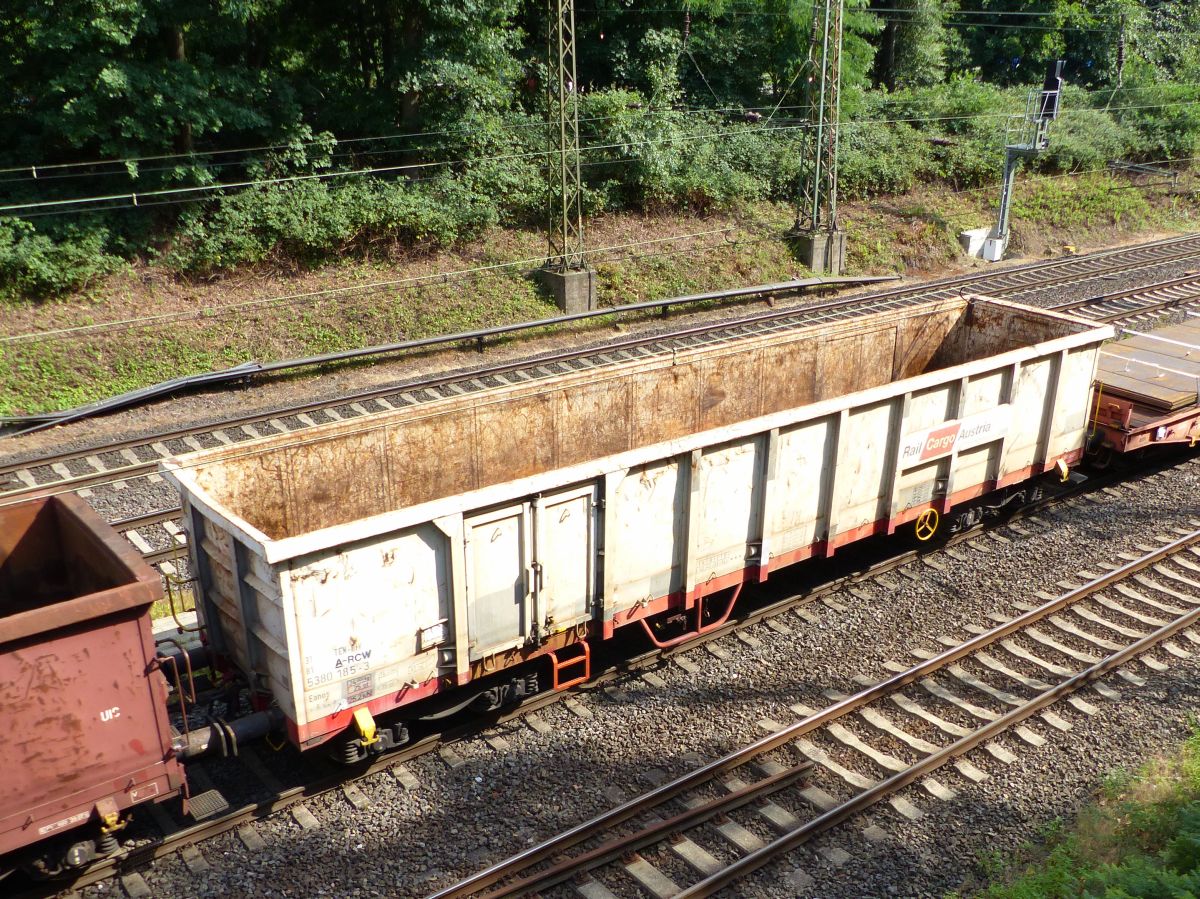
[182,297,1094,543]
[0,497,125,614]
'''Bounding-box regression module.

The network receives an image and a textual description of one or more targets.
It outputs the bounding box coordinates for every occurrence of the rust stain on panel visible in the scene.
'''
[391,409,478,509]
[556,379,633,467]
[757,340,817,410]
[283,426,390,535]
[894,311,959,379]
[633,360,703,448]
[817,328,897,400]
[698,349,764,431]
[476,392,557,484]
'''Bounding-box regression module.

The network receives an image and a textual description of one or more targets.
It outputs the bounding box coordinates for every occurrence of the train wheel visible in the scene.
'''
[915,508,940,541]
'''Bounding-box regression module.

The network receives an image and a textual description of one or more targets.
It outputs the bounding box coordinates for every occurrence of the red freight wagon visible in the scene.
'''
[1090,317,1200,454]
[0,495,183,875]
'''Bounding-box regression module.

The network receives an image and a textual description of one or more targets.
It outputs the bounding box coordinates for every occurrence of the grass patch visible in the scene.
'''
[962,721,1200,898]
[1011,173,1153,234]
[149,589,196,622]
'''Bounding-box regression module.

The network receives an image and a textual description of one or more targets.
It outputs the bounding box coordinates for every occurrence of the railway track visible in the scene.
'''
[3,231,1200,508]
[431,523,1200,899]
[79,267,1200,583]
[1052,270,1200,322]
[36,451,1197,899]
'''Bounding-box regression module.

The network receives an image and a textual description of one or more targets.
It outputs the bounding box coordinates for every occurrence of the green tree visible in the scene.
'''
[957,0,1079,86]
[283,0,524,143]
[0,1,306,176]
[871,0,958,90]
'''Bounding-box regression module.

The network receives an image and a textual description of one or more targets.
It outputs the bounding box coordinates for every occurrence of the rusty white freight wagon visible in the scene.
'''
[162,296,1112,754]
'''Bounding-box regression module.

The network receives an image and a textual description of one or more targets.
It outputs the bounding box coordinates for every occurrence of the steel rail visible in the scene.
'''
[0,276,884,466]
[435,525,1200,899]
[3,277,898,438]
[4,231,1200,503]
[477,763,814,898]
[1050,271,1200,321]
[110,508,185,531]
[677,530,1200,897]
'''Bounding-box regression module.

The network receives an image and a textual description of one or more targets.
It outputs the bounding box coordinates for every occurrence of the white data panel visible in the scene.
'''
[289,524,451,723]
[692,438,761,585]
[608,459,686,611]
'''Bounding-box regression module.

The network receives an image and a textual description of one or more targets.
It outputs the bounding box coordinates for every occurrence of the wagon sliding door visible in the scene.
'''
[464,503,532,661]
[532,483,597,636]
[463,485,598,661]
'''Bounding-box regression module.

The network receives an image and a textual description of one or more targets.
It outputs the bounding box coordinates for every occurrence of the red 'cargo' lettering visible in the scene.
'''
[921,422,961,460]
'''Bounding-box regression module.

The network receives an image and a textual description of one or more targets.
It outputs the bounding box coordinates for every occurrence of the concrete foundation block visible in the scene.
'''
[538,267,597,313]
[793,229,847,275]
[958,227,990,258]
[959,227,1008,263]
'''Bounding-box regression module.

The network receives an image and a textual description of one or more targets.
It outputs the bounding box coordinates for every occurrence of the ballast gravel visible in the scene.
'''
[74,452,1200,899]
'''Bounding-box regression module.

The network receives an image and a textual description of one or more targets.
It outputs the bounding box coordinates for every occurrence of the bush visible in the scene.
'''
[980,729,1200,899]
[840,120,931,198]
[166,175,509,274]
[579,88,777,213]
[888,77,1009,138]
[1110,81,1200,162]
[881,78,1010,189]
[1038,88,1135,173]
[0,219,124,299]
[579,89,689,210]
[5,70,1197,296]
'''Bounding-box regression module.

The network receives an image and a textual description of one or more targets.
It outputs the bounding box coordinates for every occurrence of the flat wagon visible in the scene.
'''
[1090,316,1200,454]
[162,296,1112,755]
[0,495,183,873]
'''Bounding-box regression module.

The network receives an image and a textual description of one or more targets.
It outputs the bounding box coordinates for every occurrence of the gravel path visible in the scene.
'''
[74,452,1200,899]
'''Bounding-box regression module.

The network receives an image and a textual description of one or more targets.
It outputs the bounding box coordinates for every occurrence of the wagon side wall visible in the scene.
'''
[0,497,183,857]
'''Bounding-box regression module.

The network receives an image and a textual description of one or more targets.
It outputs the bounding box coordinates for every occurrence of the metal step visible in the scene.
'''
[188,789,231,821]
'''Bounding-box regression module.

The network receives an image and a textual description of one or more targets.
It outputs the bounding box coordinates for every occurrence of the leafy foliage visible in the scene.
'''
[166,175,511,273]
[975,726,1200,899]
[0,218,123,298]
[2,0,1200,298]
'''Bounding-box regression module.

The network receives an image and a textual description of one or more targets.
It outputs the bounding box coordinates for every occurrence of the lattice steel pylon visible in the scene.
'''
[545,0,587,272]
[792,0,846,274]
